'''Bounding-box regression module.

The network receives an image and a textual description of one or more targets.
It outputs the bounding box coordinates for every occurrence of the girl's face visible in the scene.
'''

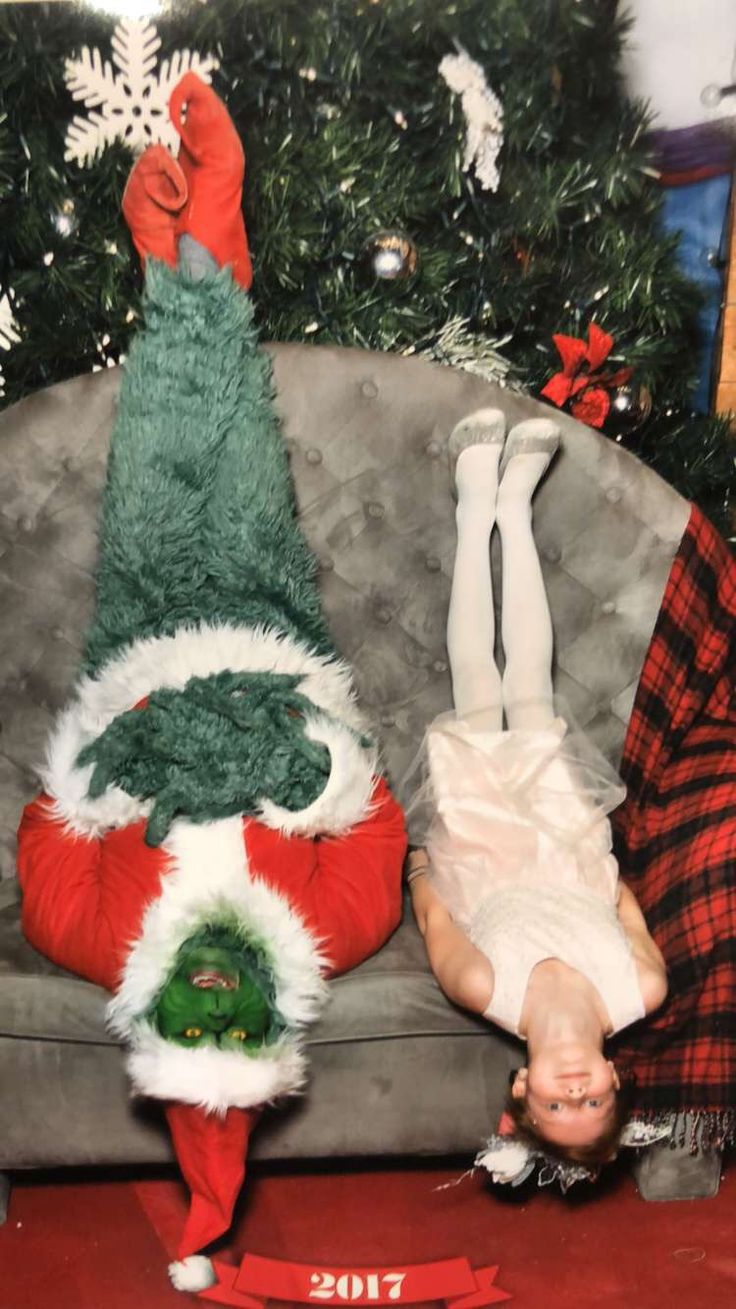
[512,1048,620,1149]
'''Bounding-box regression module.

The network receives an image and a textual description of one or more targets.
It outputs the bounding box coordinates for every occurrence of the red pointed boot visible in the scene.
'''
[169,72,253,290]
[122,145,188,269]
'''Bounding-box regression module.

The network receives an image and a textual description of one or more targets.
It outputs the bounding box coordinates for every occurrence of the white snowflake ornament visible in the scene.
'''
[0,293,20,399]
[64,18,219,167]
[439,49,504,192]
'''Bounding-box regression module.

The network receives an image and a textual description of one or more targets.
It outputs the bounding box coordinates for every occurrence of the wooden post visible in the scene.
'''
[714,173,736,428]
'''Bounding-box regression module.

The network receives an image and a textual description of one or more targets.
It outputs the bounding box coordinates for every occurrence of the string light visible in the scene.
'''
[52,198,77,237]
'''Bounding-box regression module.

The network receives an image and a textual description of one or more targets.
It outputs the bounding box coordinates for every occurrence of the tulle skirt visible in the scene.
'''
[405,708,626,933]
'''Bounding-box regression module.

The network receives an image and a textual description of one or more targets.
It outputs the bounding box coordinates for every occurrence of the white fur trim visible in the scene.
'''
[43,621,373,838]
[108,816,329,1030]
[259,711,378,836]
[107,815,329,1109]
[43,705,153,836]
[169,1256,217,1293]
[129,1029,307,1112]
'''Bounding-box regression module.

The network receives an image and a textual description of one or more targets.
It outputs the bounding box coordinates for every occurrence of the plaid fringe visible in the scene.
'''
[612,505,736,1135]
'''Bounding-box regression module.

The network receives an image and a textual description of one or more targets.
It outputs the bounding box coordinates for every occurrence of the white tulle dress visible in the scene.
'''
[412,709,646,1036]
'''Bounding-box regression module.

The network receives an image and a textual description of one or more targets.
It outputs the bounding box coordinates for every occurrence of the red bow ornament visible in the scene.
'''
[540,322,632,429]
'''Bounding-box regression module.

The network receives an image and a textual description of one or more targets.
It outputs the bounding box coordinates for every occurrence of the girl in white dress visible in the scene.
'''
[408,409,668,1170]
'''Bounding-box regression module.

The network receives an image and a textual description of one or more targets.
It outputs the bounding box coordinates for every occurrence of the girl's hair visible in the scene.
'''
[504,1070,637,1171]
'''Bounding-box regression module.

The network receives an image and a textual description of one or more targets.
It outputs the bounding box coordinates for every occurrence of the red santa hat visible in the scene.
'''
[165,1101,260,1293]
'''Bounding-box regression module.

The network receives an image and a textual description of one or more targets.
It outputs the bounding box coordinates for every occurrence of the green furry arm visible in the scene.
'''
[76,670,333,846]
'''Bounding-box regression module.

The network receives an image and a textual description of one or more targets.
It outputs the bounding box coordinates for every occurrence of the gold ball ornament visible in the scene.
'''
[362,229,418,281]
[605,381,653,442]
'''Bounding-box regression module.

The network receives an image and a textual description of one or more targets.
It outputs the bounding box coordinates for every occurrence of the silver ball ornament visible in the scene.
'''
[362,229,418,281]
[605,382,653,442]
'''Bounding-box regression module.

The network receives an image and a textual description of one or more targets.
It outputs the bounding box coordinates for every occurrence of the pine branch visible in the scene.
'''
[0,0,730,536]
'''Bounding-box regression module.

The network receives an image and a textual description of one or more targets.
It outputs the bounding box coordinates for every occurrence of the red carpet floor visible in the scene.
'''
[2,1158,735,1309]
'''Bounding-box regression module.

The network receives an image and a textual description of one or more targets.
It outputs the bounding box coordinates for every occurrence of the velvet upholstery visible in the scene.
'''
[0,344,690,1170]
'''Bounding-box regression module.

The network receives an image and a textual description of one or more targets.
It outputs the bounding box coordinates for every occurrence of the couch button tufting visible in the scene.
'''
[380,712,396,728]
[601,600,616,615]
[425,555,441,572]
[545,546,561,564]
[375,606,392,625]
[52,626,65,640]
[306,448,323,465]
[433,659,448,673]
[361,380,378,399]
[367,501,385,520]
[17,515,35,532]
[426,440,442,459]
[606,487,622,504]
[318,556,334,572]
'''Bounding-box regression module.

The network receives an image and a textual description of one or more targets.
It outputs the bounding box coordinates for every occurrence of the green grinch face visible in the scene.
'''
[153,936,276,1052]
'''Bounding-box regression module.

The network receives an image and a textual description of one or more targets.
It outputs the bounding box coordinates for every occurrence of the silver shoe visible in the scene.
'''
[446,407,506,483]
[500,417,560,476]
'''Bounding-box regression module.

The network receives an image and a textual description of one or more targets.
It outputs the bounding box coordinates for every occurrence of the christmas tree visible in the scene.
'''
[0,0,733,537]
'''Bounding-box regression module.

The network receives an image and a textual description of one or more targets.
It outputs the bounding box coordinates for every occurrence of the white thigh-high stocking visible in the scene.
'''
[446,409,506,727]
[496,419,560,731]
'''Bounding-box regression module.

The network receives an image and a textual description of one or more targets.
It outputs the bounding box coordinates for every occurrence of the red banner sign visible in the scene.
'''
[198,1254,511,1307]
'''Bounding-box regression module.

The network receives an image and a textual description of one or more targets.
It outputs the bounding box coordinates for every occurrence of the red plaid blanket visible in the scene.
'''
[611,504,736,1146]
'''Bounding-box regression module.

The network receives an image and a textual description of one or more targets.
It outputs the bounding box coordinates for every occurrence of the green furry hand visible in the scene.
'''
[76,671,334,846]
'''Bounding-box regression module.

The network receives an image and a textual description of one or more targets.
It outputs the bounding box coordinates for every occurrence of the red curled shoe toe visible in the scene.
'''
[169,72,253,290]
[122,144,188,270]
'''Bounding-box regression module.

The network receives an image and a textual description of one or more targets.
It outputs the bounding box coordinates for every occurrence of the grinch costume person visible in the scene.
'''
[17,74,406,1293]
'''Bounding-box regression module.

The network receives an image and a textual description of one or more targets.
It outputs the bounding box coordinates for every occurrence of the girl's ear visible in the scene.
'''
[511,1067,528,1099]
[607,1060,621,1091]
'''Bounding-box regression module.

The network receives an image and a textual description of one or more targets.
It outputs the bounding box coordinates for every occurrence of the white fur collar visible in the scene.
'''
[108,815,330,1111]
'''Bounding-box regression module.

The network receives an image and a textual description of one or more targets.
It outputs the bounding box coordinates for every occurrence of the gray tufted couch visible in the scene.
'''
[0,344,701,1213]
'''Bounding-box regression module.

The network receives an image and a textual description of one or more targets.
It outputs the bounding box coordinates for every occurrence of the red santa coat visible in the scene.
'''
[18,774,406,1112]
[16,619,407,1113]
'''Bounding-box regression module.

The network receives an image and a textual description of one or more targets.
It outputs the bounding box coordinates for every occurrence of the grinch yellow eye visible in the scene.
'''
[229,1029,248,1041]
[183,1026,203,1039]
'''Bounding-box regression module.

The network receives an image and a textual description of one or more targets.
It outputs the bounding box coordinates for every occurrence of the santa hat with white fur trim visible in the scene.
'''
[165,1103,258,1293]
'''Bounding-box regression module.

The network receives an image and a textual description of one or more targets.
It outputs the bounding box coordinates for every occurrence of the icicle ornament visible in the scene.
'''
[411,317,515,390]
[439,49,504,192]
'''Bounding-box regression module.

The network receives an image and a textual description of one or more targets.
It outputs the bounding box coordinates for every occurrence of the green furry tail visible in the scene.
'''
[83,263,333,675]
